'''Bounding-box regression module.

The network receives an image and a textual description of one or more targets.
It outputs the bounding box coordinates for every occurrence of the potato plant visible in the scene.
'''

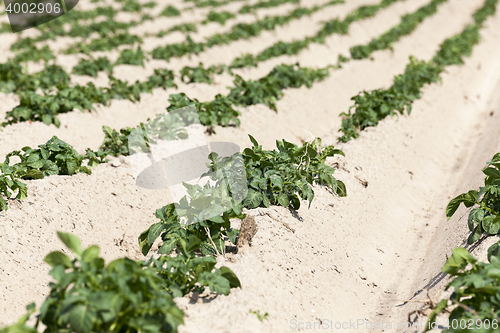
[160,5,180,17]
[0,232,185,333]
[446,153,500,245]
[72,56,114,77]
[139,135,346,257]
[202,10,235,25]
[180,63,226,84]
[0,136,106,211]
[425,247,500,333]
[227,63,330,111]
[238,0,300,14]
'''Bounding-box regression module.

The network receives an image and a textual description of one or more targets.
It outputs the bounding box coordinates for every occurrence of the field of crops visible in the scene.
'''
[0,0,500,332]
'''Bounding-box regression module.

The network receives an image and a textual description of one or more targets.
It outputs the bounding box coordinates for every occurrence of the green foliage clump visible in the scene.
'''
[106,77,148,102]
[13,45,55,63]
[73,57,114,77]
[121,0,142,12]
[206,6,321,47]
[99,126,135,157]
[168,23,197,34]
[0,23,11,33]
[0,136,106,211]
[228,63,329,111]
[239,0,300,14]
[160,5,181,17]
[0,63,70,93]
[167,93,241,128]
[99,112,188,157]
[145,247,241,297]
[446,153,500,245]
[139,135,345,257]
[115,47,146,67]
[185,0,244,8]
[151,36,205,61]
[4,83,110,127]
[65,33,142,54]
[68,20,133,39]
[425,247,500,332]
[230,40,310,69]
[180,63,226,84]
[314,0,402,42]
[202,10,235,25]
[146,68,177,90]
[432,25,480,67]
[241,135,346,210]
[0,232,185,333]
[2,67,176,127]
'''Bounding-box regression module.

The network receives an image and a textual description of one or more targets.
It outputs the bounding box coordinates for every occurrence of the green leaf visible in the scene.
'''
[487,242,500,263]
[482,215,500,235]
[44,251,72,268]
[148,222,166,246]
[243,189,263,209]
[468,224,484,244]
[262,193,270,208]
[483,167,500,178]
[220,266,241,289]
[199,272,231,295]
[138,228,153,256]
[226,228,239,245]
[60,303,95,333]
[158,238,177,255]
[446,190,478,219]
[248,134,258,148]
[277,192,289,207]
[81,245,100,263]
[56,232,84,257]
[468,208,484,231]
[442,247,477,274]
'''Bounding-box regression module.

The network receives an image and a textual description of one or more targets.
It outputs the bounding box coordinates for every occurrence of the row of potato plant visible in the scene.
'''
[1,0,427,129]
[148,0,344,61]
[0,127,345,331]
[338,0,498,142]
[71,0,445,84]
[424,153,500,332]
[64,0,310,54]
[139,135,346,257]
[0,135,249,331]
[230,0,404,68]
[7,0,298,52]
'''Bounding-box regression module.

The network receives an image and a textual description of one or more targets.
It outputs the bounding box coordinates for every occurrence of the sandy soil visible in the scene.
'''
[0,0,500,332]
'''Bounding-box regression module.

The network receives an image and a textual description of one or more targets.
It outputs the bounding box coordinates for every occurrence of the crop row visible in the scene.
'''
[0,0,446,129]
[339,0,498,142]
[423,152,500,332]
[5,0,300,49]
[0,125,346,331]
